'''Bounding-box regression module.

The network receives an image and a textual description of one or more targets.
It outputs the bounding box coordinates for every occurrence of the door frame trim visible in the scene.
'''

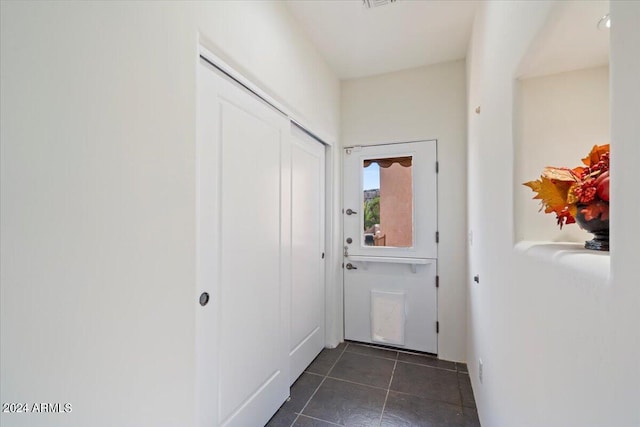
[341,139,440,353]
[344,138,437,149]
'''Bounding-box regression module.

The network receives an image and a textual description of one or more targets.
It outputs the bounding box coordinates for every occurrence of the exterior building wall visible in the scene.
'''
[380,163,413,247]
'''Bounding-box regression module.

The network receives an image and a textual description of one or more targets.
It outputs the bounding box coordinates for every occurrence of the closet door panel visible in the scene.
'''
[196,58,289,427]
[289,127,325,385]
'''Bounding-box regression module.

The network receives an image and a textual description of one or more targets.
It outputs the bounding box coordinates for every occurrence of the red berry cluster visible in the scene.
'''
[580,152,610,180]
[575,181,597,203]
[575,152,610,204]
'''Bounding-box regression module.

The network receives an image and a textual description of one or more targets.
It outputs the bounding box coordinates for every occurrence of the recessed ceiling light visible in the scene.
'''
[597,13,611,30]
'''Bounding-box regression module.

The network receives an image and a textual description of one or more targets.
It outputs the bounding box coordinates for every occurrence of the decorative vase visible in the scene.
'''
[575,202,609,251]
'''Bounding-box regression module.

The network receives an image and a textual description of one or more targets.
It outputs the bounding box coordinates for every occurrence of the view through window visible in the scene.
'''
[363,157,413,247]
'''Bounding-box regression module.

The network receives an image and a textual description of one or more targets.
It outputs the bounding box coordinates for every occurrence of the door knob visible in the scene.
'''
[346,209,357,215]
[346,263,357,270]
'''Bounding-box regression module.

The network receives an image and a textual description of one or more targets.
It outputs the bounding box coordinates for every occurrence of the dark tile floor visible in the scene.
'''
[266,342,480,427]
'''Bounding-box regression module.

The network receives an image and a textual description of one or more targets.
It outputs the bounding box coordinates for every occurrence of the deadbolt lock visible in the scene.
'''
[346,237,353,244]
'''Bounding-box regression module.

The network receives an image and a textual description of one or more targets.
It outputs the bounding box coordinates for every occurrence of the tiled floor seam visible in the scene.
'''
[346,341,467,361]
[345,341,460,370]
[288,375,327,427]
[290,345,348,427]
[376,353,399,427]
[344,350,397,362]
[301,371,324,378]
[324,375,390,392]
[456,371,465,411]
[330,343,349,373]
[395,359,458,373]
[387,388,464,408]
[295,413,345,427]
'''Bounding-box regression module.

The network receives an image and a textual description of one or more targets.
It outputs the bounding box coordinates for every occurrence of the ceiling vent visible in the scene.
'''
[363,0,397,9]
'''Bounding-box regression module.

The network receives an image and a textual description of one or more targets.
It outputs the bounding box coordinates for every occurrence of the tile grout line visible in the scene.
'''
[376,351,399,427]
[389,388,465,408]
[395,359,458,373]
[345,350,457,372]
[347,340,446,360]
[456,371,465,411]
[344,351,397,362]
[301,371,325,378]
[288,376,327,427]
[289,344,349,427]
[346,341,458,371]
[294,413,345,427]
[343,346,398,361]
[324,375,391,392]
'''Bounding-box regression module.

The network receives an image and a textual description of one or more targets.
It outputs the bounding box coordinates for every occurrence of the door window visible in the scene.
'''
[362,156,413,248]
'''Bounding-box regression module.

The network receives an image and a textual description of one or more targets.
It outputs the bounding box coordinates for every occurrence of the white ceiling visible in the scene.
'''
[285,0,478,80]
[517,0,610,78]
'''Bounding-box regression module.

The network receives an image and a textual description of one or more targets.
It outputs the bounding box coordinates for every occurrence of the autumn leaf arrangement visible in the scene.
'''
[524,144,610,229]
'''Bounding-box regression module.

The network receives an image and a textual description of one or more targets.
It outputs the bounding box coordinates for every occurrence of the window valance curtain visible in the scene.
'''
[363,156,412,168]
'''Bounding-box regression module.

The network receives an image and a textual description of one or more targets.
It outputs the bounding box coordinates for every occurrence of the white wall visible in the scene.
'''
[341,61,468,362]
[608,0,640,422]
[515,66,609,243]
[0,2,340,426]
[467,1,640,426]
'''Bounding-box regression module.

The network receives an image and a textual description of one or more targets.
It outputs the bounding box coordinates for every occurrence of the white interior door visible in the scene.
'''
[289,126,325,385]
[343,141,438,354]
[196,58,290,427]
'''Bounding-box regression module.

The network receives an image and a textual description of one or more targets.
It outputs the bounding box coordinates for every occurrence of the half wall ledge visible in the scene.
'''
[514,241,610,283]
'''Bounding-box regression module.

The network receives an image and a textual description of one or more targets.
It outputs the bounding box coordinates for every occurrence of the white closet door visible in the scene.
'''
[196,58,290,427]
[289,126,325,385]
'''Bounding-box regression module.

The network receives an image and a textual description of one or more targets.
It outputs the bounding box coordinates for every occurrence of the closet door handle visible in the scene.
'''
[346,263,358,270]
[346,209,357,215]
[199,292,210,306]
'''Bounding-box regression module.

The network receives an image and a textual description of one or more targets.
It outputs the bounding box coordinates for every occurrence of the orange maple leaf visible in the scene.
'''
[523,176,573,216]
[582,144,610,167]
